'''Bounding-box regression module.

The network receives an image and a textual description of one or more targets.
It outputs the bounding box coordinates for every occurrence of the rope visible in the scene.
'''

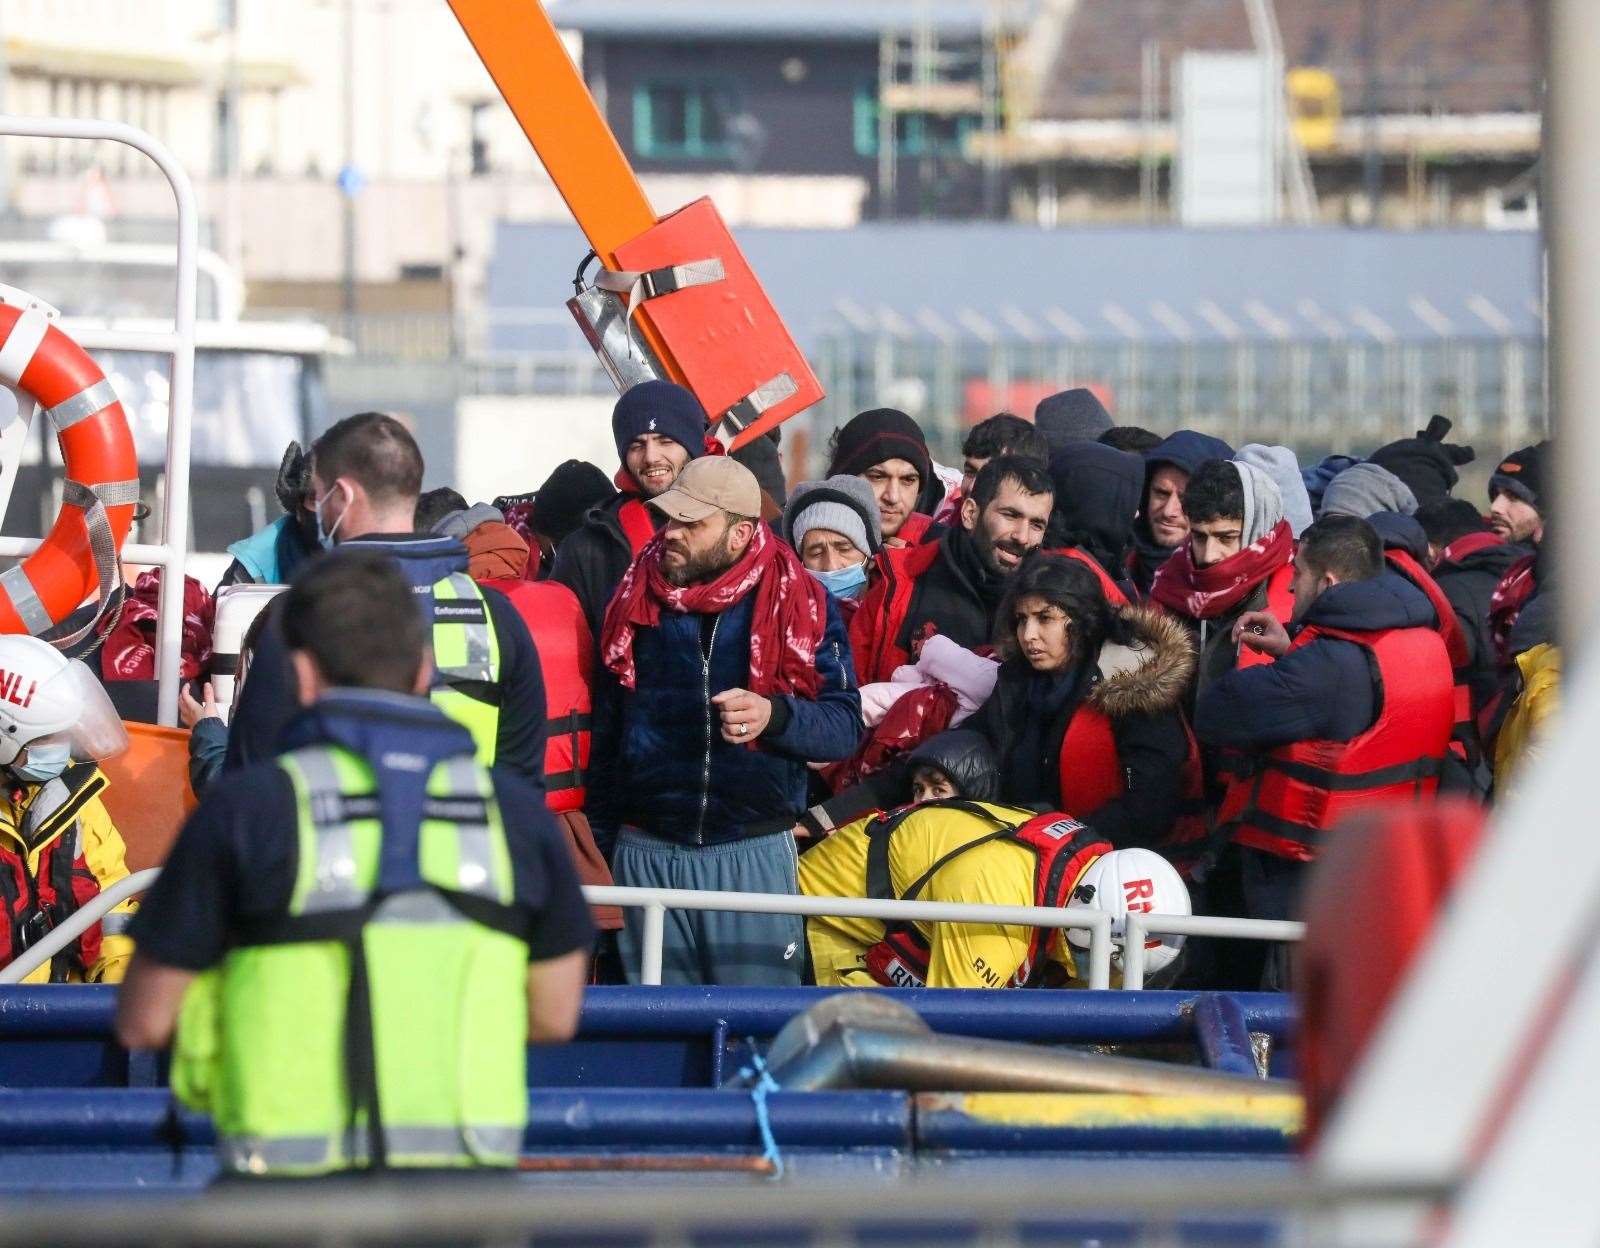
[738,1044,784,1181]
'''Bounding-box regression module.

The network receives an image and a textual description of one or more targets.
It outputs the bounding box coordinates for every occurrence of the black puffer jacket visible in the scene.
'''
[904,730,1000,801]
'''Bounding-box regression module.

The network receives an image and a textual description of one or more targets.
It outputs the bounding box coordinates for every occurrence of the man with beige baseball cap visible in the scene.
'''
[591,455,863,986]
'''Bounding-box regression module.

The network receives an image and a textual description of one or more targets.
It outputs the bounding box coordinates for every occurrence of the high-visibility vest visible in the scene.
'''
[172,744,529,1176]
[429,573,502,765]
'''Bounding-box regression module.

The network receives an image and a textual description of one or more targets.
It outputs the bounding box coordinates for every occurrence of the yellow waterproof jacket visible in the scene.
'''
[0,765,135,984]
[1494,642,1561,800]
[798,802,1091,989]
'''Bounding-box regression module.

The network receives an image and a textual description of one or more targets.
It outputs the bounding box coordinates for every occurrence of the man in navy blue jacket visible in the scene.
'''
[589,456,862,986]
[1195,515,1454,984]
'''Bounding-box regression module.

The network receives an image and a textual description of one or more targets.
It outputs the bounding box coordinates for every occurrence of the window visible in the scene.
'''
[853,83,977,158]
[633,81,737,159]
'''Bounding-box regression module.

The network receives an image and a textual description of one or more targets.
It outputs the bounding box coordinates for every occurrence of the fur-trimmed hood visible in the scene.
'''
[1086,605,1197,718]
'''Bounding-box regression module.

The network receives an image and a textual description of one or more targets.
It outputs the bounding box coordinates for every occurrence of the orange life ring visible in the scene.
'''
[0,302,138,636]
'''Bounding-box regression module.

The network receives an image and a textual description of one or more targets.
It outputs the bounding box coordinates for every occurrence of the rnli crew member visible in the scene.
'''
[589,456,861,986]
[551,380,707,639]
[799,788,1190,990]
[115,553,592,1179]
[849,456,1053,684]
[0,636,136,984]
[825,408,946,546]
[1196,514,1453,986]
[224,413,549,787]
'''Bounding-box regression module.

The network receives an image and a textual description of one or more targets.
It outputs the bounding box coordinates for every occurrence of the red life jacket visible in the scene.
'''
[481,578,593,814]
[1236,562,1297,671]
[860,801,1111,989]
[616,497,656,556]
[1056,703,1209,880]
[1382,549,1481,772]
[847,539,943,684]
[1044,546,1131,607]
[0,766,109,981]
[1219,624,1454,862]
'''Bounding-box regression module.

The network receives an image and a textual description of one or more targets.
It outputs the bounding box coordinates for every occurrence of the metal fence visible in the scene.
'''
[806,329,1548,469]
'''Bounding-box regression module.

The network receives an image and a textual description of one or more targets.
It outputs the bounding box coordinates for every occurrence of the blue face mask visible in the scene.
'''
[811,560,869,600]
[12,740,70,784]
[313,482,348,551]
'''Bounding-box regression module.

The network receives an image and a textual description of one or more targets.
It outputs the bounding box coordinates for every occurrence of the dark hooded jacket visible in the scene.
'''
[1130,431,1234,595]
[969,605,1195,848]
[904,730,1000,802]
[1194,571,1441,751]
[1046,442,1143,598]
[550,491,665,641]
[1430,534,1527,709]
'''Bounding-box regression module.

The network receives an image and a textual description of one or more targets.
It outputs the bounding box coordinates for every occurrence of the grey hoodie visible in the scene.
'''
[1236,444,1313,537]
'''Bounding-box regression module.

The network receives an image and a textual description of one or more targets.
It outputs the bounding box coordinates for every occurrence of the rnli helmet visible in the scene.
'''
[1066,848,1191,982]
[0,635,128,768]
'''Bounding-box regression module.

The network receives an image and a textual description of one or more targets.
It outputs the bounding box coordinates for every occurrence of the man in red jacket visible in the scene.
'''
[849,456,1053,684]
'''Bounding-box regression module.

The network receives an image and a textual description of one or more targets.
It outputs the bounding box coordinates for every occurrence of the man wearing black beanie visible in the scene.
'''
[551,380,707,637]
[1487,440,1548,547]
[826,408,945,545]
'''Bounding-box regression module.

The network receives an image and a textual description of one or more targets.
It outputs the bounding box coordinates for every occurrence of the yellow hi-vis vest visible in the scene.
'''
[429,573,502,766]
[171,744,529,1176]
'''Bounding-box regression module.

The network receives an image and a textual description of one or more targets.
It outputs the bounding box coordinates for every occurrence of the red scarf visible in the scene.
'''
[1488,552,1537,668]
[1150,519,1294,621]
[601,520,826,698]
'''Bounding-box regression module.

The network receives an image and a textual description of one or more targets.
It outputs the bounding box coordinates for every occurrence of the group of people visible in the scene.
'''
[0,374,1542,1179]
[0,384,1557,1004]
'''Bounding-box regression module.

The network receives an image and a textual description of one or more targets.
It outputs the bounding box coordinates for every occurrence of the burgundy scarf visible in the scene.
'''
[1150,519,1294,621]
[1488,552,1537,668]
[601,520,827,698]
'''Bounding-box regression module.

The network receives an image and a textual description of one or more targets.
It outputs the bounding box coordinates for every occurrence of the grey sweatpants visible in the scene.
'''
[613,827,804,987]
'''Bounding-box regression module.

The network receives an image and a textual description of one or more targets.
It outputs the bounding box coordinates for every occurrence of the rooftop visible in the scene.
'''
[548,0,1033,42]
[1037,0,1542,123]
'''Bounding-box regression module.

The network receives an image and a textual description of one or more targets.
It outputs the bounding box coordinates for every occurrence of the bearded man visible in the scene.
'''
[588,456,862,986]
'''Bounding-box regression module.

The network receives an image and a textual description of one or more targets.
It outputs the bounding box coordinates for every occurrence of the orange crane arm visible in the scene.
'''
[446,0,683,382]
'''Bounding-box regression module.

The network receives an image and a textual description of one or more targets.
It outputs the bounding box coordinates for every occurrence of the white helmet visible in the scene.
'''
[1066,848,1192,982]
[0,635,128,771]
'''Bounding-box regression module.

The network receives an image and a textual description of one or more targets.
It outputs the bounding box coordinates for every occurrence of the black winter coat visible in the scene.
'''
[1432,538,1527,711]
[550,494,663,642]
[970,606,1195,849]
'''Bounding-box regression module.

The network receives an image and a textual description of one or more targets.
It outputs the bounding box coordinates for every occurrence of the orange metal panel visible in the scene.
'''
[447,0,681,377]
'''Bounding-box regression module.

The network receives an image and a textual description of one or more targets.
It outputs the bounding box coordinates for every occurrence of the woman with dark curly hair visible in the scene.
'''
[971,553,1202,855]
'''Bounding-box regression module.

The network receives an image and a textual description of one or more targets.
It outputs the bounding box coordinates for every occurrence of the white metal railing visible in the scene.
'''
[0,867,159,982]
[0,118,196,726]
[0,871,1302,992]
[1122,911,1306,990]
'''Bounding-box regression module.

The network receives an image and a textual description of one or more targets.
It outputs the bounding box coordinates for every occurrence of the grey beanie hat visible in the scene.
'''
[1320,462,1419,519]
[784,474,881,558]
